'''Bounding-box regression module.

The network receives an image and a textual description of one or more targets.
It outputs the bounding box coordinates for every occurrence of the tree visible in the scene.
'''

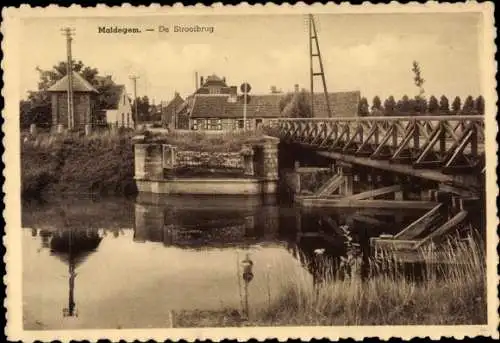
[428,95,439,114]
[371,96,382,112]
[462,95,475,114]
[270,85,282,94]
[439,95,450,114]
[474,95,485,115]
[280,89,312,118]
[412,61,425,99]
[383,96,396,116]
[133,96,151,122]
[414,96,427,115]
[358,97,369,116]
[397,95,411,113]
[451,96,461,114]
[21,60,117,128]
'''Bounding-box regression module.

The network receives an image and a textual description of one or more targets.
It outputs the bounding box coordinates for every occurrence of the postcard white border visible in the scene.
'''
[2,2,498,341]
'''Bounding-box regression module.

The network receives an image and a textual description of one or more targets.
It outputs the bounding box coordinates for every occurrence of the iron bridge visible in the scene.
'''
[268,115,485,189]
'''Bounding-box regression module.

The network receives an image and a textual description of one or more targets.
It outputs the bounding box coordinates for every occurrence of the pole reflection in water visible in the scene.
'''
[46,209,103,319]
[63,228,77,318]
[241,253,254,319]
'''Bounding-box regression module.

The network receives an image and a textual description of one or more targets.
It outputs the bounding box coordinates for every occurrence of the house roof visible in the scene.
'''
[47,71,99,93]
[189,94,286,119]
[190,95,229,118]
[282,91,360,117]
[103,85,126,110]
[224,94,286,118]
[203,74,226,86]
[164,93,184,114]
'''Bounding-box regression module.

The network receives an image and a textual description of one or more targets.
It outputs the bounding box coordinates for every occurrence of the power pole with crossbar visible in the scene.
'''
[130,75,140,126]
[308,14,332,118]
[61,27,75,129]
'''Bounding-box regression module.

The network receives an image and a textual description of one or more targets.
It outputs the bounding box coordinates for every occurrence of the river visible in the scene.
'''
[22,194,422,329]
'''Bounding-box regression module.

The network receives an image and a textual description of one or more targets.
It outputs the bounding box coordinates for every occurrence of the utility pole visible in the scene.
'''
[61,27,75,129]
[308,14,332,117]
[130,75,140,126]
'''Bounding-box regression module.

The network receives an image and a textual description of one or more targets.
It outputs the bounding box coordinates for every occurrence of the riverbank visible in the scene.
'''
[174,236,486,326]
[21,130,272,199]
[21,131,137,199]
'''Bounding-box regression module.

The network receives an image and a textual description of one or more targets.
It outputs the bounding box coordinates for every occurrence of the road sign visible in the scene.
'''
[240,82,251,94]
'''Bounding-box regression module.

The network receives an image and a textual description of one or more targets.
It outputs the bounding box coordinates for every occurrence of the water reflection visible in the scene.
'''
[134,194,280,248]
[22,195,422,329]
[32,225,103,318]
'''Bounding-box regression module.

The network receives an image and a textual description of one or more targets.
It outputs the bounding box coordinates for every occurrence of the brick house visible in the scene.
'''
[161,92,184,128]
[47,71,99,130]
[176,74,286,131]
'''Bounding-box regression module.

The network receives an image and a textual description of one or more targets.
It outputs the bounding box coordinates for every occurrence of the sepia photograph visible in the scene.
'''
[3,3,497,341]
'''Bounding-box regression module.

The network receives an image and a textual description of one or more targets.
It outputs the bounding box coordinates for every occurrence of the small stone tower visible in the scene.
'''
[47,71,99,130]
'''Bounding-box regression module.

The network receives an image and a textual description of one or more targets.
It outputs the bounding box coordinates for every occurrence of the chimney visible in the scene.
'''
[294,84,299,93]
[200,76,204,86]
[195,71,199,90]
[223,77,226,83]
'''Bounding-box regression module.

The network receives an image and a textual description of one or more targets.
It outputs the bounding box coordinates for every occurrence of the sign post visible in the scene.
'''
[240,82,251,131]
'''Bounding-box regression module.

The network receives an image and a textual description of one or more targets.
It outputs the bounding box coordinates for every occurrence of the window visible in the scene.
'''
[209,118,222,130]
[209,87,221,94]
[238,120,244,129]
[123,94,126,105]
[192,119,198,130]
[121,113,125,127]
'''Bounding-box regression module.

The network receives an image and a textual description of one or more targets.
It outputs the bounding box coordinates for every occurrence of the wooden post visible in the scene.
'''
[439,122,446,157]
[84,123,92,136]
[412,120,420,151]
[470,123,478,158]
[392,123,398,149]
[295,211,302,243]
[29,124,37,136]
[294,161,301,195]
[56,123,65,134]
[343,171,353,196]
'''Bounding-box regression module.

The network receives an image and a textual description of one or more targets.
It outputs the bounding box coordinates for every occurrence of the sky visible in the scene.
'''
[20,12,483,104]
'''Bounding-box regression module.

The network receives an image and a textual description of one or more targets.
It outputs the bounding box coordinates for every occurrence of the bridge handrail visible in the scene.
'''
[276,115,484,122]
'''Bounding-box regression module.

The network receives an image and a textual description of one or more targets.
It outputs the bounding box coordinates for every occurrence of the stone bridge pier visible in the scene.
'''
[133,136,280,195]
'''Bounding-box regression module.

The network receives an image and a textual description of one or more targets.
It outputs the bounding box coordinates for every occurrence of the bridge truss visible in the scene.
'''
[274,115,485,176]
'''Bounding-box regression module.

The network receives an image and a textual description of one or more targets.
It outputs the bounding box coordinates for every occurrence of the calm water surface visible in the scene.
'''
[22,194,419,329]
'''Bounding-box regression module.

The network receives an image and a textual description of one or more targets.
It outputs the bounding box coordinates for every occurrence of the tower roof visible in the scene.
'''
[47,71,99,93]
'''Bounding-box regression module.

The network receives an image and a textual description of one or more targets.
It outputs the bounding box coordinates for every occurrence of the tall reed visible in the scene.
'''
[256,234,486,326]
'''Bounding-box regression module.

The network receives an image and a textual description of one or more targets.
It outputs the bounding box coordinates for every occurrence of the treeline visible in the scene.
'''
[358,95,485,116]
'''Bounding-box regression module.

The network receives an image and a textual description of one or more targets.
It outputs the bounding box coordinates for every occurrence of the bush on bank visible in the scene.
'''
[21,131,137,199]
[141,129,271,153]
[21,129,273,199]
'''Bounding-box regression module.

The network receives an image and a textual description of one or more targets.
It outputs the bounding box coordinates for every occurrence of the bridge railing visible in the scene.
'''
[267,115,485,172]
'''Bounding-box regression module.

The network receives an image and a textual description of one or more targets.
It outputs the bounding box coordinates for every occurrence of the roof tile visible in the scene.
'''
[47,71,99,93]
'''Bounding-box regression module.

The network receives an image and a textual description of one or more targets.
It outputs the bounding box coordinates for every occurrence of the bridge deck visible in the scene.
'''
[317,150,454,183]
[270,115,485,188]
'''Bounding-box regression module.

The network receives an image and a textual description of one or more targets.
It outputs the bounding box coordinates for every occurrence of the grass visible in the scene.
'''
[260,234,486,326]
[21,129,276,199]
[174,234,487,327]
[21,130,137,199]
[144,129,272,153]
